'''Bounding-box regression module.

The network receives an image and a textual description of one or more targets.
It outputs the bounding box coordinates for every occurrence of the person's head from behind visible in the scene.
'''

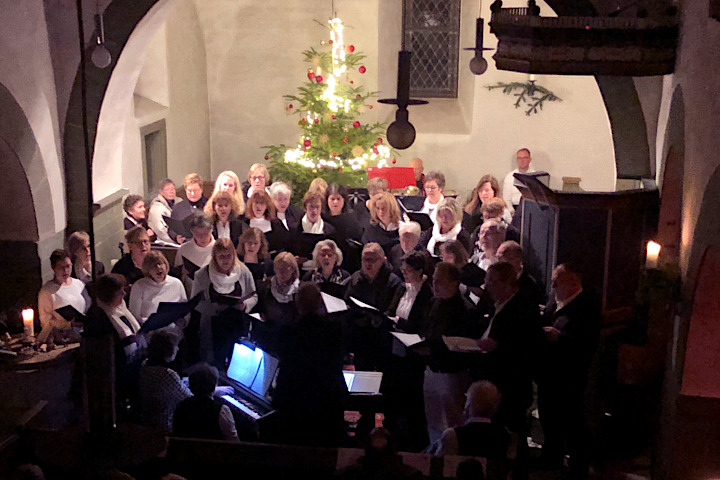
[10,463,45,480]
[189,213,213,247]
[364,427,397,462]
[366,177,388,198]
[496,240,523,276]
[308,177,329,195]
[184,173,204,203]
[147,329,179,364]
[188,363,218,397]
[432,262,461,300]
[95,274,127,308]
[480,197,507,221]
[361,243,385,281]
[465,380,502,419]
[295,281,322,317]
[440,240,469,267]
[399,221,421,253]
[424,171,445,203]
[123,194,145,220]
[456,458,485,480]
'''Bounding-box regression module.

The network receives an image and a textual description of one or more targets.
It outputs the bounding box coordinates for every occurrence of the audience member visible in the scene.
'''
[470,219,506,271]
[212,170,246,216]
[242,163,271,203]
[138,330,191,434]
[174,213,215,294]
[537,263,600,479]
[361,191,401,255]
[420,170,445,223]
[37,249,90,345]
[503,148,534,214]
[112,226,151,291]
[244,190,276,234]
[191,238,257,367]
[173,363,239,441]
[302,239,351,298]
[172,173,208,224]
[430,380,510,480]
[204,190,244,246]
[129,250,187,328]
[409,157,425,192]
[421,197,471,257]
[344,243,402,371]
[334,427,423,479]
[123,193,154,238]
[67,230,105,284]
[420,262,478,444]
[273,282,348,446]
[148,178,183,244]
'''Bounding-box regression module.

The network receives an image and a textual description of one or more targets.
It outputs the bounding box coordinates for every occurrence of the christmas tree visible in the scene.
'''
[263,18,395,203]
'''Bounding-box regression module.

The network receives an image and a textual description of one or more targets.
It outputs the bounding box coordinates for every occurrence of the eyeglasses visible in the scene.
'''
[425,185,439,191]
[133,239,151,246]
[251,176,266,181]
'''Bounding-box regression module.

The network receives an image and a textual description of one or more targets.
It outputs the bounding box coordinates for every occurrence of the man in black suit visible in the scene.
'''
[537,263,601,479]
[496,240,545,308]
[474,262,542,480]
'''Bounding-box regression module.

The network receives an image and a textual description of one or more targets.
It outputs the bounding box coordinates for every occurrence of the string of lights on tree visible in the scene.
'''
[263,18,396,200]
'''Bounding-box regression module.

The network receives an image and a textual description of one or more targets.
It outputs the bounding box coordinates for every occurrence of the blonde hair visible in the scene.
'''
[247,163,270,184]
[369,191,401,227]
[274,251,299,281]
[480,197,507,219]
[141,250,169,277]
[308,177,329,195]
[213,171,246,215]
[211,238,242,271]
[436,197,463,225]
[66,230,90,258]
[184,173,203,188]
[246,190,276,220]
[367,177,389,196]
[204,190,242,220]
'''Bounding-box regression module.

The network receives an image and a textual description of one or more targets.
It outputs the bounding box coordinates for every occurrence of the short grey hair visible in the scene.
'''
[311,239,344,266]
[398,221,421,238]
[189,213,213,231]
[269,181,292,199]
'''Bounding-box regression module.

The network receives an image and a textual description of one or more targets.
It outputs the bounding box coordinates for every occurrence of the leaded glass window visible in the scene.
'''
[403,0,461,98]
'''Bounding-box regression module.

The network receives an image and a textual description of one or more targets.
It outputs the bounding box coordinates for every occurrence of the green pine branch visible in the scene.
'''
[486,81,562,116]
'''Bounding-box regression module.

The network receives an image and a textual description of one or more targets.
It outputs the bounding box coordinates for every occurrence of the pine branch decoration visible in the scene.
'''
[486,81,562,116]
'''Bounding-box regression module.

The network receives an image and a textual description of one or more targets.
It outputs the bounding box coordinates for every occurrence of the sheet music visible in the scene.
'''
[248,312,263,322]
[349,296,378,311]
[442,335,483,353]
[391,332,424,347]
[321,292,348,313]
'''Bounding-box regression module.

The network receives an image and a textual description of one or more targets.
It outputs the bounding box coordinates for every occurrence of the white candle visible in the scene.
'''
[646,241,661,269]
[22,308,34,338]
[529,74,537,82]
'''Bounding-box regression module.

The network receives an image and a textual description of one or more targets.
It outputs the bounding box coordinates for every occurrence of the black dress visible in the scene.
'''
[361,224,400,257]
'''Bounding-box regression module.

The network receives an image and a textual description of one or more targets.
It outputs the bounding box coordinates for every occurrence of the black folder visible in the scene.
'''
[405,211,434,231]
[139,294,202,333]
[208,288,257,306]
[55,305,86,322]
[162,214,194,239]
[183,257,201,280]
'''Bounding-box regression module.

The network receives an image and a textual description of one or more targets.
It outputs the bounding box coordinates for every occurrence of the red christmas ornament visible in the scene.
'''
[329,40,333,44]
[332,114,337,120]
[352,121,360,128]
[315,75,323,83]
[343,137,349,143]
[368,105,373,109]
[264,155,269,160]
[372,148,379,154]
[350,80,354,84]
[377,138,383,143]
[356,94,362,99]
[314,118,319,124]
[347,45,355,53]
[391,158,397,164]
[339,167,343,173]
[358,66,366,74]
[288,104,294,109]
[307,71,315,80]
[373,143,378,148]
[304,139,311,147]
[332,152,338,157]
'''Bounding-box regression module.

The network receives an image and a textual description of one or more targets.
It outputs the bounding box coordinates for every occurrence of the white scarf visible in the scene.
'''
[209,261,243,294]
[270,277,299,304]
[100,301,143,360]
[302,214,324,234]
[250,217,272,233]
[427,222,462,256]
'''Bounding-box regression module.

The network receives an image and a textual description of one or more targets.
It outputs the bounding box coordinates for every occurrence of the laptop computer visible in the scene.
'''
[343,370,383,394]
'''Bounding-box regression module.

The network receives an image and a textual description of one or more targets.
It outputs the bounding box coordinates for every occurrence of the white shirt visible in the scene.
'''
[503,167,535,209]
[215,220,230,239]
[249,217,272,233]
[420,194,444,223]
[396,282,422,320]
[129,276,187,323]
[175,238,215,269]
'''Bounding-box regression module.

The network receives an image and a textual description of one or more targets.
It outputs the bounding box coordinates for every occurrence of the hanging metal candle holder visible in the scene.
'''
[463,18,494,75]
